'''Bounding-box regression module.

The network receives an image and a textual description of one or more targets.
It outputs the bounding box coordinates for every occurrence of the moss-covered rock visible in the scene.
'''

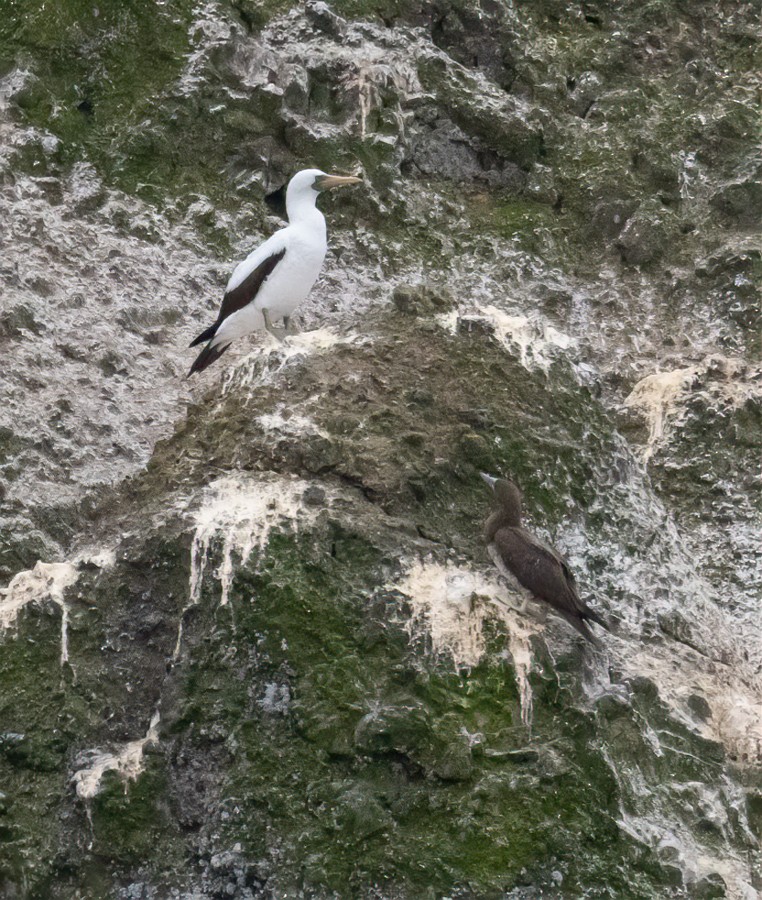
[615,199,680,266]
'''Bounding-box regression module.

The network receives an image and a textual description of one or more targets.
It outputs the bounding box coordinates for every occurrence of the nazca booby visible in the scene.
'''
[481,473,607,646]
[188,169,361,375]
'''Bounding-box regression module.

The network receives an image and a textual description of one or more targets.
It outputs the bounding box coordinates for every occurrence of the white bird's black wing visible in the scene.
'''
[190,247,286,348]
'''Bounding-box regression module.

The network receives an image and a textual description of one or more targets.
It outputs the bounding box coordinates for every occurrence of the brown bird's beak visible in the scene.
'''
[480,472,497,491]
[315,173,363,191]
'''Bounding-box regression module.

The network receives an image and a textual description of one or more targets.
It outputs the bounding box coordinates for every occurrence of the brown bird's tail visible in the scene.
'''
[560,609,605,649]
[187,341,231,377]
[583,606,609,631]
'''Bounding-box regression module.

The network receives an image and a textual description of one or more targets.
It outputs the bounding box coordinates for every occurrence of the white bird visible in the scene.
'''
[188,168,362,375]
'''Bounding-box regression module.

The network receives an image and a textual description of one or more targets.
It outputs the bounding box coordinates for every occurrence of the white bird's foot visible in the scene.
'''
[262,309,286,343]
[282,316,301,336]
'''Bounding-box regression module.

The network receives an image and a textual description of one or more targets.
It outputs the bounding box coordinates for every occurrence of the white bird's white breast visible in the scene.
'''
[215,215,328,343]
[256,221,327,319]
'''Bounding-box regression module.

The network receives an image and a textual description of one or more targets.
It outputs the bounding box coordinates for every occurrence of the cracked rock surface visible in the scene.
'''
[0,0,760,897]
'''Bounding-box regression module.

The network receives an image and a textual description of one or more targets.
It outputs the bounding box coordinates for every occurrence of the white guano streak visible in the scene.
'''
[438,304,575,372]
[0,550,116,666]
[393,558,539,727]
[256,407,329,439]
[607,752,759,900]
[624,367,699,460]
[220,328,359,397]
[71,711,160,801]
[189,474,324,608]
[625,359,762,461]
[176,474,330,659]
[0,562,78,665]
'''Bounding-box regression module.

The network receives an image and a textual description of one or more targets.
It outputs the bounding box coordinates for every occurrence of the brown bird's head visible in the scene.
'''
[480,473,523,526]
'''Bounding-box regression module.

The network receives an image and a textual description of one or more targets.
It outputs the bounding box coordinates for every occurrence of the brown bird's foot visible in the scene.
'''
[282,316,301,336]
[490,595,530,617]
[262,309,286,342]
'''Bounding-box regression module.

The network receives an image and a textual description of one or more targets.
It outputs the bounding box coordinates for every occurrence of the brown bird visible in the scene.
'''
[481,473,607,647]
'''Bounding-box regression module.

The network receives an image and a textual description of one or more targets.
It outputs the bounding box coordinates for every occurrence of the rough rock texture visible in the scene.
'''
[1,0,761,897]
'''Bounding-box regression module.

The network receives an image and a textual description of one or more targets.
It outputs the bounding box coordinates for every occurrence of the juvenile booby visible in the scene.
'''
[188,168,362,375]
[481,473,607,647]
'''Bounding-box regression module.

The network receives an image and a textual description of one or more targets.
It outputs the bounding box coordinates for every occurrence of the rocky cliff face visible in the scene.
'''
[1,0,760,897]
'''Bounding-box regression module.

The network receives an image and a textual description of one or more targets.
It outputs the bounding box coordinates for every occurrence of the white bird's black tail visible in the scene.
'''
[189,322,219,347]
[187,340,230,376]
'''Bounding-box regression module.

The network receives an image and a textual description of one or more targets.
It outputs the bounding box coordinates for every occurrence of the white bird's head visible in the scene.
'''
[285,168,362,221]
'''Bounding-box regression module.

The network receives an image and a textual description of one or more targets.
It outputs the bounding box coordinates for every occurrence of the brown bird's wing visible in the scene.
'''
[492,526,605,646]
[189,247,287,347]
[492,526,586,617]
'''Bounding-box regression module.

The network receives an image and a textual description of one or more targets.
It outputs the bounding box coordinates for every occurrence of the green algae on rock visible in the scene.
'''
[3,307,761,896]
